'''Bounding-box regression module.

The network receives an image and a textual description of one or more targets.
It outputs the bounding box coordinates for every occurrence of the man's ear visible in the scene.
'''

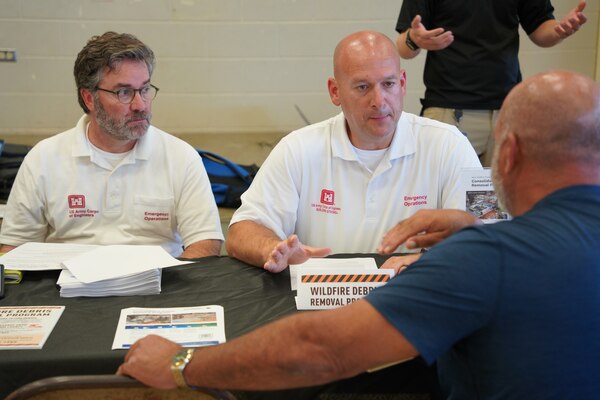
[328,78,341,106]
[81,88,95,113]
[499,132,519,176]
[399,69,407,96]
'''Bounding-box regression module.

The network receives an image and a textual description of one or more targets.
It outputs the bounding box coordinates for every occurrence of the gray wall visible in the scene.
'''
[1,0,598,141]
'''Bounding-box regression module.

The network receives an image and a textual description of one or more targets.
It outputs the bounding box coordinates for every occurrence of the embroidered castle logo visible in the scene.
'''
[320,189,335,205]
[67,195,99,218]
[68,195,85,208]
[311,189,341,215]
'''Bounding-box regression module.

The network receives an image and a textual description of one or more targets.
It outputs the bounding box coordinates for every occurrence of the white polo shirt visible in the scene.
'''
[230,112,481,253]
[0,115,224,256]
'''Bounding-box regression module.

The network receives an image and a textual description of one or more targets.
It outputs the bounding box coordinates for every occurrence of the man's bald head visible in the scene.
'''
[327,31,406,150]
[498,70,600,167]
[333,31,400,80]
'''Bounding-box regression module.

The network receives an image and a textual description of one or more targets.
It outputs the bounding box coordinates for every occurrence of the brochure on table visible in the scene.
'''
[112,305,226,350]
[0,306,65,350]
[461,168,511,223]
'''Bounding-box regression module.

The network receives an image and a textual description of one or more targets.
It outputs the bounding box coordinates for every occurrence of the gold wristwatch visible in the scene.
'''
[171,348,195,388]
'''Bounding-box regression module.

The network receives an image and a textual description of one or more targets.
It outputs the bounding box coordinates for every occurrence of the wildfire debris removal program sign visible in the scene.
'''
[296,268,394,310]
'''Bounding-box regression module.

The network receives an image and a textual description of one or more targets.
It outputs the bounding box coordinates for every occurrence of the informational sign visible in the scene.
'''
[296,268,394,310]
[460,168,510,223]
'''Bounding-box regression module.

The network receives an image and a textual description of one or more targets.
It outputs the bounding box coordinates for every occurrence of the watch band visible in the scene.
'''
[171,348,195,388]
[405,28,419,51]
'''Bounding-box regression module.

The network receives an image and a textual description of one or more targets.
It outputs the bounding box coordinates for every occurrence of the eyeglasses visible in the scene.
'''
[95,84,159,104]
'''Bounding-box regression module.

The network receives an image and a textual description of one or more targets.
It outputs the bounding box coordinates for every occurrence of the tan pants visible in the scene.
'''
[423,107,499,167]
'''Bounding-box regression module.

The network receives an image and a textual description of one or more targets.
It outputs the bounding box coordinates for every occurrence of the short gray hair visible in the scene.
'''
[73,31,155,113]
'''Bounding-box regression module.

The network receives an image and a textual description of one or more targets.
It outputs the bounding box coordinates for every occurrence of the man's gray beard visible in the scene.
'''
[94,97,151,141]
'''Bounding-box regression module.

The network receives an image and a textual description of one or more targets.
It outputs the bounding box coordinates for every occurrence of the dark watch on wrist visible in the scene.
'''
[405,28,419,51]
[171,348,195,388]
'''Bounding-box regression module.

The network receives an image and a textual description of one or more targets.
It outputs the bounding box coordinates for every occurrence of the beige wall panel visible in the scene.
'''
[0,0,598,146]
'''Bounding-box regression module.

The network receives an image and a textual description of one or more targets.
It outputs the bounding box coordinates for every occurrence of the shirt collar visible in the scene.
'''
[72,114,153,161]
[331,112,416,161]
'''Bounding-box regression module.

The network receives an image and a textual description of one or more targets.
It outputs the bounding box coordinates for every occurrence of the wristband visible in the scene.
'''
[405,28,419,51]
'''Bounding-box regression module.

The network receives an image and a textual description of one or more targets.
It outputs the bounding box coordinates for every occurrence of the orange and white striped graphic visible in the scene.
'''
[301,273,390,284]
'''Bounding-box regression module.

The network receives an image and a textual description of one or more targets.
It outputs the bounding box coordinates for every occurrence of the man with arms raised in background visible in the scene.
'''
[395,0,587,166]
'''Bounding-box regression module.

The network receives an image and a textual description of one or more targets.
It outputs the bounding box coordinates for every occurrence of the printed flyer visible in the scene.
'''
[461,168,510,223]
[0,306,65,350]
[112,305,225,349]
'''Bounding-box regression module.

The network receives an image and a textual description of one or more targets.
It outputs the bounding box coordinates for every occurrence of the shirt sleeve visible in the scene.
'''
[365,226,502,364]
[230,137,301,239]
[175,147,225,246]
[396,0,432,33]
[518,0,555,35]
[0,151,49,246]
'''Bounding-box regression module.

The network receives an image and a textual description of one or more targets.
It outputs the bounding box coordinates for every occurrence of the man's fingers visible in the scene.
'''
[411,15,422,29]
[406,232,446,249]
[306,247,332,258]
[380,254,421,274]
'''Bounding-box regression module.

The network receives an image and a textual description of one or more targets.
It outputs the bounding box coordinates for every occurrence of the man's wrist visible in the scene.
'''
[171,348,196,388]
[405,28,419,51]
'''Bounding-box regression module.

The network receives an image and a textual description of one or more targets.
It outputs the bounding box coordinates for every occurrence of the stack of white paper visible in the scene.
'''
[57,269,161,298]
[0,242,98,271]
[56,245,189,298]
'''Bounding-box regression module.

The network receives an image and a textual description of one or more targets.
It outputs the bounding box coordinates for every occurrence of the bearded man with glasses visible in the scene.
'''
[0,32,224,259]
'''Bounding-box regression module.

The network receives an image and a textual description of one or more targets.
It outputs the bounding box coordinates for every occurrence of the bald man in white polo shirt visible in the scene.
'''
[225,31,480,272]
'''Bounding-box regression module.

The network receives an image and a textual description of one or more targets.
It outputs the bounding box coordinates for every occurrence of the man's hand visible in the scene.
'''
[378,209,480,254]
[0,244,16,253]
[264,235,332,273]
[408,15,454,51]
[117,335,182,389]
[555,0,587,39]
[380,253,422,275]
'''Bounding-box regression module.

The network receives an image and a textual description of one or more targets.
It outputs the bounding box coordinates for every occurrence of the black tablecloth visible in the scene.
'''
[0,255,440,399]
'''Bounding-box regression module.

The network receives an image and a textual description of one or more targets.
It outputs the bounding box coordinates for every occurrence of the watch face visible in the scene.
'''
[171,348,194,387]
[173,349,192,367]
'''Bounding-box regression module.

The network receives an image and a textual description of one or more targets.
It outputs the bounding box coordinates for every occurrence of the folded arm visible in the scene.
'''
[179,239,222,259]
[0,244,16,253]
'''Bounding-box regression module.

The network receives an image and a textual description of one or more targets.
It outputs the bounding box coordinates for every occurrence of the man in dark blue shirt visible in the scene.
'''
[119,70,600,399]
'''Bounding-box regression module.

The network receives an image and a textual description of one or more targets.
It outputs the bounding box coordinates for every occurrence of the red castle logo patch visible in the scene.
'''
[68,195,86,209]
[320,189,335,205]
